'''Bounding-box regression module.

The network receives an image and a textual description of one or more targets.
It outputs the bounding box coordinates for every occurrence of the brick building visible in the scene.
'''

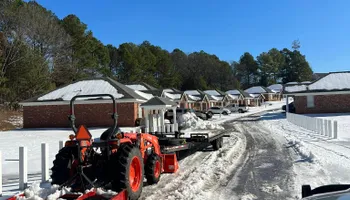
[245,86,281,101]
[20,78,152,128]
[283,72,350,114]
[225,89,255,106]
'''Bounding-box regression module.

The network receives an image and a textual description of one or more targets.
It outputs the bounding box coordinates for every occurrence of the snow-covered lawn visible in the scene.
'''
[303,113,350,140]
[0,128,107,176]
[260,111,350,195]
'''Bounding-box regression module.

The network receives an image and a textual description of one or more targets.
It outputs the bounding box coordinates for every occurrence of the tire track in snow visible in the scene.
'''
[140,131,245,200]
[220,116,296,200]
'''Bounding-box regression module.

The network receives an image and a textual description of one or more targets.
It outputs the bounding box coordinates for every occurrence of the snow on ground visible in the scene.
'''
[0,127,111,176]
[210,100,285,125]
[141,131,246,200]
[259,111,350,196]
[4,115,23,128]
[303,113,350,140]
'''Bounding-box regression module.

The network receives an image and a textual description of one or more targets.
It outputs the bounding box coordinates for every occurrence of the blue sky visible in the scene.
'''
[36,0,350,73]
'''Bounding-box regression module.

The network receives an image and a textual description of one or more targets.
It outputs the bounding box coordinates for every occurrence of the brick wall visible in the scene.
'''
[23,102,138,128]
[294,94,350,114]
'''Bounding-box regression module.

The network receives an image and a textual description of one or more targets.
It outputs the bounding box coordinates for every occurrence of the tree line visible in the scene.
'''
[0,0,313,105]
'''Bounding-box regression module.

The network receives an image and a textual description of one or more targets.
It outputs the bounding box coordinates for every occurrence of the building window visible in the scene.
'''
[307,95,314,108]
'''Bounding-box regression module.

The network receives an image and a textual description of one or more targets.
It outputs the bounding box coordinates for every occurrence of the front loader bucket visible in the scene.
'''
[8,189,127,200]
[162,154,179,173]
[59,190,127,200]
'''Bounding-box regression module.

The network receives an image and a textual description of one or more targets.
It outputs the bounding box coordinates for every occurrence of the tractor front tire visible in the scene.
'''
[110,144,144,200]
[51,146,78,185]
[145,154,161,185]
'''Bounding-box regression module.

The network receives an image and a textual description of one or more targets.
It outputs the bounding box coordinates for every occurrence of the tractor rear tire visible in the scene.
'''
[110,144,144,200]
[51,146,78,185]
[145,154,161,185]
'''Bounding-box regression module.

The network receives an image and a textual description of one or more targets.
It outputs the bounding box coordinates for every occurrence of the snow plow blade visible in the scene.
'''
[7,190,127,200]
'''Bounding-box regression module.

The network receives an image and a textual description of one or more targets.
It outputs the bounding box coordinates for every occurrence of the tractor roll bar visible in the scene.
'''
[69,94,118,135]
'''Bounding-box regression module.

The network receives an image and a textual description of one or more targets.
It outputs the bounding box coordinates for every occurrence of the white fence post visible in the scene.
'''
[333,121,338,139]
[0,151,2,197]
[328,120,332,138]
[19,146,28,190]
[41,143,49,182]
[325,120,329,136]
[59,141,64,150]
[166,124,170,133]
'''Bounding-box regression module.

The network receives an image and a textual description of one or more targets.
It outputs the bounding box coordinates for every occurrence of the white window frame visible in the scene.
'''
[307,95,314,108]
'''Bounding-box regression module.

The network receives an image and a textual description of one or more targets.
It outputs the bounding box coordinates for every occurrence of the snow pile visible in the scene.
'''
[16,183,76,200]
[178,112,224,131]
[260,184,283,194]
[286,140,314,161]
[308,72,350,90]
[12,183,118,200]
[241,194,258,200]
[38,80,124,101]
[95,188,118,198]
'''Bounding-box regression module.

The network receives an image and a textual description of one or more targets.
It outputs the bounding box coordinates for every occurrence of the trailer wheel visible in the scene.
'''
[110,143,144,200]
[145,154,161,184]
[211,139,221,150]
[302,185,312,198]
[51,146,78,185]
[219,137,224,148]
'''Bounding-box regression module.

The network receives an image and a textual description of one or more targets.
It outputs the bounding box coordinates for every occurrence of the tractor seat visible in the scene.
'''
[100,127,121,141]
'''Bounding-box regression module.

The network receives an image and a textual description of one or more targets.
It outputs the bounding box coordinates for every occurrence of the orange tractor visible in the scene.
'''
[50,94,179,200]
